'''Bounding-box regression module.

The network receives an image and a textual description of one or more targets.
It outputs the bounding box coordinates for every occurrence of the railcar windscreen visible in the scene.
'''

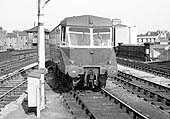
[68,27,111,47]
[69,27,90,46]
[93,28,111,46]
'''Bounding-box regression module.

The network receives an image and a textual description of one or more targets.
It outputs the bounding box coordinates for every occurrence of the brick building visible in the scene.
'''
[0,27,7,50]
[14,31,30,50]
[5,31,30,50]
[5,32,17,49]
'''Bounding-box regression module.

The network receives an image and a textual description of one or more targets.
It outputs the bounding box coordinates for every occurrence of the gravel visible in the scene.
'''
[0,93,27,119]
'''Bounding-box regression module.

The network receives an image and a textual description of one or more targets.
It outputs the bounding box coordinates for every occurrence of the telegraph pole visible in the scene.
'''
[37,0,47,117]
[37,1,51,115]
[38,0,45,69]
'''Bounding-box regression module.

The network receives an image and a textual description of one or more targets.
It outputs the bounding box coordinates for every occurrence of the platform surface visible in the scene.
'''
[118,64,170,88]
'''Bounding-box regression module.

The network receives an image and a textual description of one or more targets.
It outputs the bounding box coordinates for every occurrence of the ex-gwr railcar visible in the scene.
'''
[49,15,117,90]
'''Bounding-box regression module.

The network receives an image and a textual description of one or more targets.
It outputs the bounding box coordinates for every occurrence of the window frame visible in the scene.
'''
[67,26,112,48]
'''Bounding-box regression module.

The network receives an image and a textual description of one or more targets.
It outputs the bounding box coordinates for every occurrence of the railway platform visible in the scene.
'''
[0,82,74,119]
[118,64,170,88]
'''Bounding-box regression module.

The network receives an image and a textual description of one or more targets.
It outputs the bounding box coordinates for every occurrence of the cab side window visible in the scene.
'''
[61,26,69,46]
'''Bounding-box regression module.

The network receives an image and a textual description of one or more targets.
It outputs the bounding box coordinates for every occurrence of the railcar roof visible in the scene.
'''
[60,15,112,27]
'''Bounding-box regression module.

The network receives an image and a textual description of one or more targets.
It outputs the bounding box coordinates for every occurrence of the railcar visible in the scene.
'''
[49,15,118,90]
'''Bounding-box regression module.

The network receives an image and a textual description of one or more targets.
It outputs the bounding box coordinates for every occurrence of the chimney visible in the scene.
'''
[0,26,2,32]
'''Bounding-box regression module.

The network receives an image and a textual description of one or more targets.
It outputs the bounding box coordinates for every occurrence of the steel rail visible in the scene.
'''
[70,89,149,119]
[0,80,27,100]
[101,88,150,119]
[115,72,170,110]
[117,58,170,79]
[118,70,170,91]
[0,59,38,83]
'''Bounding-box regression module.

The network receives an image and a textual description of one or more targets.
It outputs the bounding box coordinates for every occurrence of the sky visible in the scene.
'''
[0,0,170,34]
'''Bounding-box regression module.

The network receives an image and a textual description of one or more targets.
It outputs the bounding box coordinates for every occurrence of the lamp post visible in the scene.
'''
[112,19,121,47]
[128,26,131,44]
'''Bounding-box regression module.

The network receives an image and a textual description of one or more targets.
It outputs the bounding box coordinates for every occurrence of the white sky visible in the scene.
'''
[0,0,170,33]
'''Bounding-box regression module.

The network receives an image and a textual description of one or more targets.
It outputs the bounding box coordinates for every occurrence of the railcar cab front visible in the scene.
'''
[51,15,118,89]
[58,26,113,48]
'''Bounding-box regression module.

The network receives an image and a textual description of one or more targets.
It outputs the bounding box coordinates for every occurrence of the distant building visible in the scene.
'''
[14,31,30,50]
[0,27,7,50]
[5,31,30,50]
[137,30,170,45]
[25,26,50,48]
[6,32,17,49]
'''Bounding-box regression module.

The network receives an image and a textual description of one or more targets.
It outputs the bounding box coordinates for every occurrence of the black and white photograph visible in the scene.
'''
[0,0,170,118]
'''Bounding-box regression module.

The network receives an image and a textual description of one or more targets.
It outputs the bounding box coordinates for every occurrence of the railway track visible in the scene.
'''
[0,56,37,77]
[0,63,37,111]
[149,61,170,70]
[0,48,50,77]
[117,58,170,79]
[115,70,170,111]
[0,48,50,111]
[63,89,150,119]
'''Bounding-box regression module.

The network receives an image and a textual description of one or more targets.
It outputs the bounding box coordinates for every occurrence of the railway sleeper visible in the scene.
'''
[151,101,163,106]
[63,95,89,119]
[137,94,147,98]
[86,103,131,118]
[0,89,26,92]
[117,74,170,107]
[160,105,170,110]
[78,91,134,119]
[119,71,170,92]
[0,103,6,109]
[144,97,155,102]
[0,100,15,105]
[2,96,19,101]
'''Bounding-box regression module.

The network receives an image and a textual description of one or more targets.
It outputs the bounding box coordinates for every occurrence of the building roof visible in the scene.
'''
[25,26,50,33]
[18,31,28,36]
[138,31,159,37]
[6,33,17,38]
[116,24,128,28]
[60,15,113,27]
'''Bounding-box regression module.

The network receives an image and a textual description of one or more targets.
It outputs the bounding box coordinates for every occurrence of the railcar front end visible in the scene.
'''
[49,15,118,90]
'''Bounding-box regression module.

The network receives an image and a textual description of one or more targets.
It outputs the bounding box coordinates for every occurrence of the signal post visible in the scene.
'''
[27,0,50,118]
